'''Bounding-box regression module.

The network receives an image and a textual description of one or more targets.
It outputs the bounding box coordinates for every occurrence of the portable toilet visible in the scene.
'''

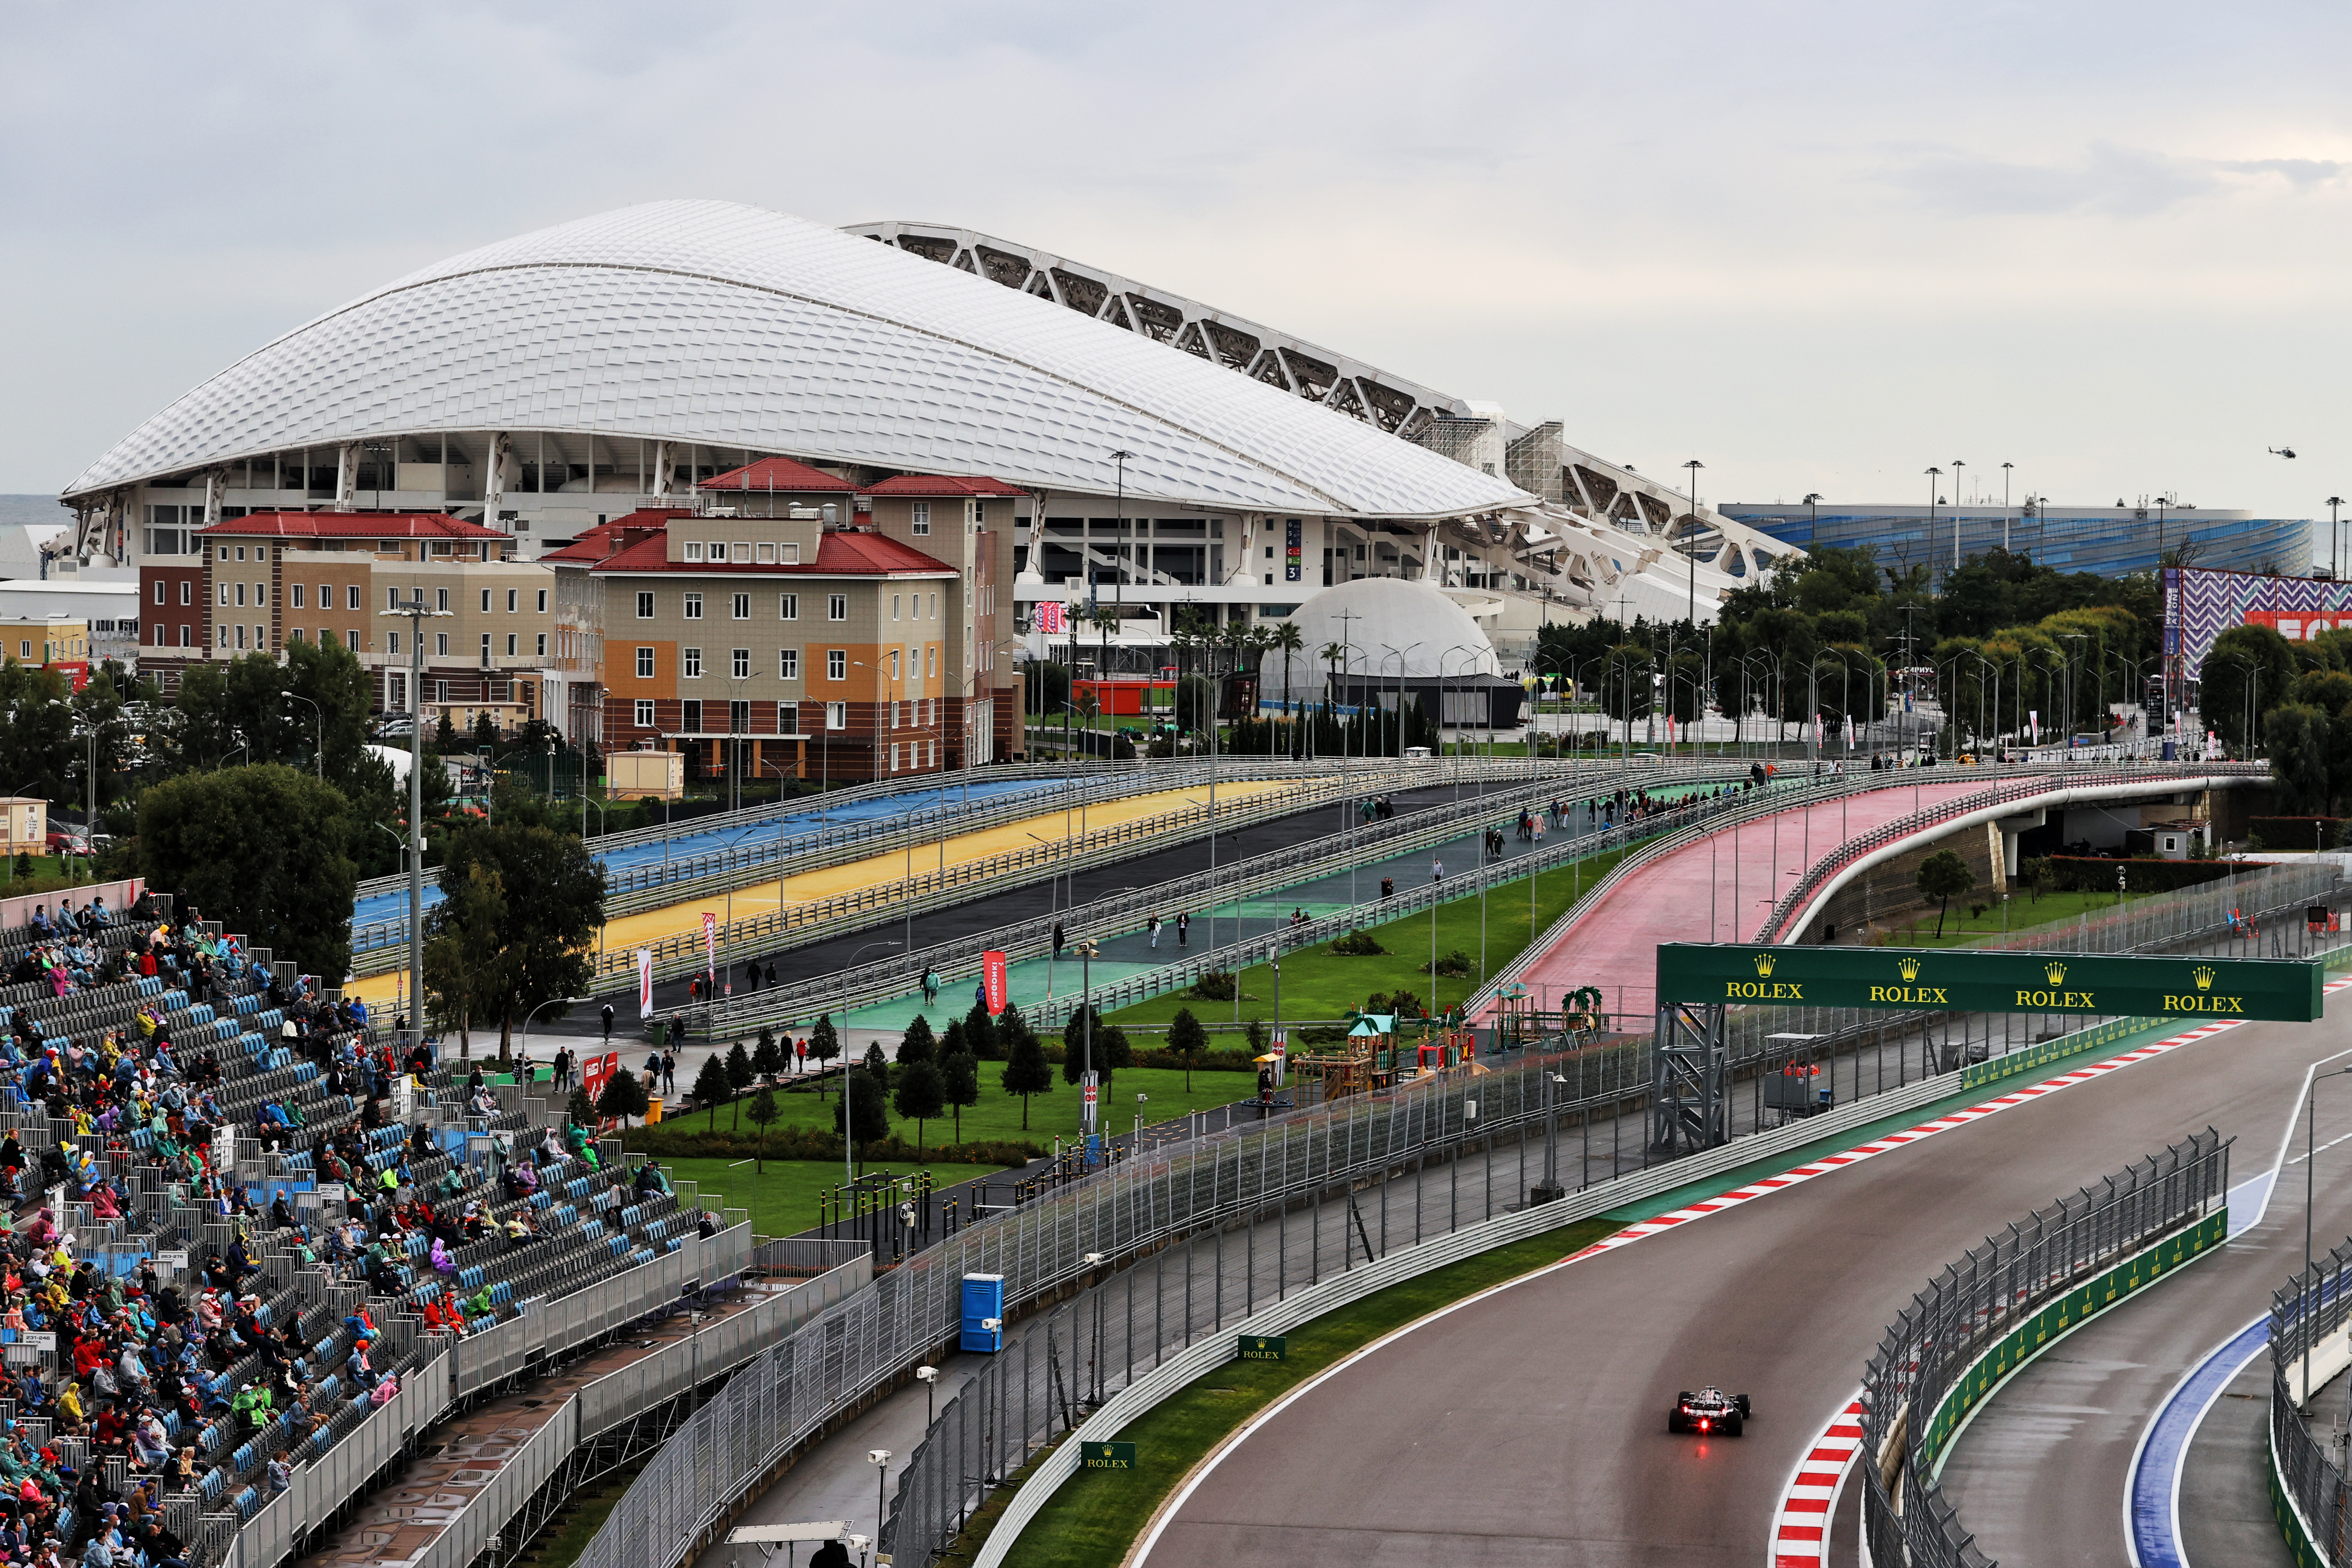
[961,1274,1006,1352]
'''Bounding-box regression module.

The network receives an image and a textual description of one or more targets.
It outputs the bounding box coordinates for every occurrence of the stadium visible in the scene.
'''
[1718,499,2312,582]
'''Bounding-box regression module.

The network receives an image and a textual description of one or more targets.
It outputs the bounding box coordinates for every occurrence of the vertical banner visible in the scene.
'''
[636,948,653,1019]
[1036,600,1065,636]
[1271,1029,1287,1085]
[982,950,1009,1015]
[702,911,717,986]
[1284,518,1303,582]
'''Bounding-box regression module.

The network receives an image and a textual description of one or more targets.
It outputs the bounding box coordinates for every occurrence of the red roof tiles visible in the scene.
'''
[587,529,953,576]
[700,457,858,494]
[197,510,505,540]
[860,474,1026,499]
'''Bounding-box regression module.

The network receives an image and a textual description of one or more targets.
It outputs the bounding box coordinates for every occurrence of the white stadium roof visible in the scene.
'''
[66,200,1529,521]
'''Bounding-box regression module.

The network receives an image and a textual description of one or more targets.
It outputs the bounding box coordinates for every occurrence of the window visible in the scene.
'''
[151,581,165,606]
[929,592,937,619]
[235,545,246,562]
[826,701,846,730]
[386,587,400,610]
[778,593,799,620]
[435,588,449,612]
[290,584,304,609]
[756,542,776,564]
[682,647,702,678]
[890,743,900,774]
[183,626,195,648]
[345,629,358,650]
[536,634,546,656]
[536,588,548,612]
[346,585,360,609]
[634,699,655,728]
[389,631,401,655]
[911,501,931,535]
[682,698,702,731]
[892,594,902,621]
[890,649,901,680]
[636,591,655,619]
[684,542,703,562]
[779,542,801,564]
[777,700,795,732]
[636,647,655,678]
[778,648,800,679]
[233,583,246,607]
[731,648,750,679]
[827,594,847,621]
[683,593,702,620]
[435,633,449,657]
[506,634,518,657]
[926,646,936,678]
[255,581,266,605]
[182,582,193,606]
[434,680,449,703]
[892,701,904,730]
[826,649,846,680]
[480,588,491,612]
[505,589,518,613]
[218,626,230,649]
[708,540,726,561]
[480,633,492,664]
[732,593,750,619]
[317,583,329,609]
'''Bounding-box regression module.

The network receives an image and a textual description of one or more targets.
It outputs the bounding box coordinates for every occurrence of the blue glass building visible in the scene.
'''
[1716,503,2311,582]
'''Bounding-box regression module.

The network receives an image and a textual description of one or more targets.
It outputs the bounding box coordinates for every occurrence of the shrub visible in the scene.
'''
[2031,856,2237,894]
[1330,929,1385,956]
[1189,971,1238,1001]
[1425,948,1473,978]
[2251,816,2349,851]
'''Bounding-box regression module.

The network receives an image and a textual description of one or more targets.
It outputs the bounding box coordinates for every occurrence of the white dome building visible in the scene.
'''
[1256,579,1523,731]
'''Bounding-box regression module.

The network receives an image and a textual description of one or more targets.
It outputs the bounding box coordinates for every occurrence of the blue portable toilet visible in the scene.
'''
[960,1274,1005,1353]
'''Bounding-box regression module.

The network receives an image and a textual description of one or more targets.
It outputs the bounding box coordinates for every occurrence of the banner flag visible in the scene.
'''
[982,950,1009,1015]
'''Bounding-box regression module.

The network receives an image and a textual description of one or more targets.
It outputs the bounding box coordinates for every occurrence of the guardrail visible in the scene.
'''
[662,756,1743,1036]
[1859,1131,2230,1568]
[2267,1231,2352,1562]
[1756,764,2267,942]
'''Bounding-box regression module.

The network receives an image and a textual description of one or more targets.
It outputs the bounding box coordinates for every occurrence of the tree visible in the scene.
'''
[1060,1004,1130,1088]
[692,1054,732,1129]
[808,1014,842,1090]
[566,1087,597,1127]
[1916,849,1975,938]
[897,1014,937,1067]
[753,1027,784,1080]
[940,1051,979,1143]
[963,1003,998,1062]
[422,861,505,1057]
[893,1058,946,1153]
[2202,623,2297,758]
[137,764,359,980]
[1000,1033,1054,1129]
[2267,704,2335,815]
[746,1088,779,1172]
[596,1070,648,1127]
[435,712,459,752]
[836,1064,889,1154]
[1168,1008,1207,1093]
[433,821,604,1057]
[726,1041,753,1129]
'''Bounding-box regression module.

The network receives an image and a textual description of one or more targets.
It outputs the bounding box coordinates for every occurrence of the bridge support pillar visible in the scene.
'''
[1651,1001,1729,1155]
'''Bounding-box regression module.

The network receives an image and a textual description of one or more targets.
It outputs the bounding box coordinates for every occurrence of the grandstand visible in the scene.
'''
[0,894,738,1567]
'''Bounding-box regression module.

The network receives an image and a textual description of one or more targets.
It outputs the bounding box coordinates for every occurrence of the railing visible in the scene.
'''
[672,756,1761,1038]
[2268,1234,2352,1561]
[1756,763,2266,943]
[1859,1132,2230,1568]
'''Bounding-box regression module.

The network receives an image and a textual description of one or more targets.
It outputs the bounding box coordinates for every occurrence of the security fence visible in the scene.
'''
[2268,1234,2352,1561]
[1859,1131,2231,1568]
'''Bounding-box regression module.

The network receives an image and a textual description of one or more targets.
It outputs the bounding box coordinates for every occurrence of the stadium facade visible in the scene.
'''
[64,199,1807,766]
[1719,501,2312,583]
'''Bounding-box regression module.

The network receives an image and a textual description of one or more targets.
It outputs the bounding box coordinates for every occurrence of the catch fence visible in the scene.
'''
[1859,1131,2230,1568]
[2268,1234,2352,1561]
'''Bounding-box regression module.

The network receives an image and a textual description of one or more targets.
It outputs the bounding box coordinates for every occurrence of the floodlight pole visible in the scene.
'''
[380,597,453,1047]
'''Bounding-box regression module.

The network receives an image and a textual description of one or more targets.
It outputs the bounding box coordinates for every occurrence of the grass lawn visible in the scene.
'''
[958,1216,1618,1568]
[682,1065,1277,1154]
[654,1155,965,1237]
[1877,886,2174,948]
[1097,841,1640,1033]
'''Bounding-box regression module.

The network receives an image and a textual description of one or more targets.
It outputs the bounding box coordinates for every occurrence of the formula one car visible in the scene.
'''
[1667,1386,1750,1436]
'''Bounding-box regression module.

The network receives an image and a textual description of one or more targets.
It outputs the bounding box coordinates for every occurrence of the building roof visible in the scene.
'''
[538,509,689,564]
[588,528,956,577]
[65,200,1530,520]
[861,474,1026,499]
[196,511,505,541]
[701,456,858,494]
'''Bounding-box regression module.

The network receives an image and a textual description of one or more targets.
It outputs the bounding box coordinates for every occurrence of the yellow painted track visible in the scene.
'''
[350,780,1290,1009]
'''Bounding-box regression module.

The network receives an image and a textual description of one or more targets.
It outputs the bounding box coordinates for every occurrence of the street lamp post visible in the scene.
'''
[1951,459,1966,569]
[283,691,323,779]
[2000,462,2013,551]
[379,597,453,1053]
[1924,467,1943,590]
[1682,459,1705,627]
[1802,493,1822,553]
[2331,496,2346,582]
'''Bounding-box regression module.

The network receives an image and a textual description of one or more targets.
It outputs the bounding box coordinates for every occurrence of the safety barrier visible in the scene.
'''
[1859,1131,2231,1568]
[2265,1234,2352,1563]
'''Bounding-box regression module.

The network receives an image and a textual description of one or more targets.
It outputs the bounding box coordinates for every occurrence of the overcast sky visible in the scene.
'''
[4,0,2347,533]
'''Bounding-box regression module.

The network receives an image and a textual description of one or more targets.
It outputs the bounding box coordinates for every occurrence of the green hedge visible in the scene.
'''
[620,1123,1044,1166]
[2250,817,2349,851]
[2024,855,2237,894]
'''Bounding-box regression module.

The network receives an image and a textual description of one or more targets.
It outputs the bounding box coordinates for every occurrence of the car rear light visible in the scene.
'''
[1698,1418,1709,1430]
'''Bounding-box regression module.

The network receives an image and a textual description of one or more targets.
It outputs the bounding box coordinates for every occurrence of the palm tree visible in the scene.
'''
[1273,620,1305,720]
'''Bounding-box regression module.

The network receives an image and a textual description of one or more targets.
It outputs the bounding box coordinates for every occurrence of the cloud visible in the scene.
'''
[2216,156,2346,187]
[1885,143,2216,217]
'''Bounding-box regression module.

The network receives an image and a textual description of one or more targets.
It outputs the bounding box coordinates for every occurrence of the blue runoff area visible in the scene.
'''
[2126,1313,2268,1568]
[351,778,1058,940]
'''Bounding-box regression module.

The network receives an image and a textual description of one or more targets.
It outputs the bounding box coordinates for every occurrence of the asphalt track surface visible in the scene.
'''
[1135,1005,2352,1568]
[1935,1057,2352,1567]
[1513,776,1986,1017]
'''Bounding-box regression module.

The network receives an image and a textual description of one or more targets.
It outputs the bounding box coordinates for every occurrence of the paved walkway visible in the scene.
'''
[1513,778,1987,1020]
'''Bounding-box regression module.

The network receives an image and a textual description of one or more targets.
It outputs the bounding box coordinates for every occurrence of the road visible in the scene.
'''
[1133,1005,2352,1568]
